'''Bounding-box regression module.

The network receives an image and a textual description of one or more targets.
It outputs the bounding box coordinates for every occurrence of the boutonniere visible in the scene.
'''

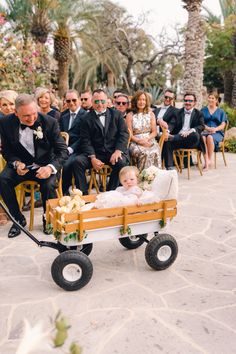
[33,126,43,139]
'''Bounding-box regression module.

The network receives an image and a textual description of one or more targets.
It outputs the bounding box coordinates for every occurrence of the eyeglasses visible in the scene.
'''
[94,99,106,104]
[164,96,174,100]
[184,99,194,103]
[66,99,77,103]
[115,101,128,106]
[81,98,88,101]
[113,95,120,98]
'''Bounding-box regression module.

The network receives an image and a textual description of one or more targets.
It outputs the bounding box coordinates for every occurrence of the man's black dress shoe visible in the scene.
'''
[8,217,27,238]
[43,216,52,235]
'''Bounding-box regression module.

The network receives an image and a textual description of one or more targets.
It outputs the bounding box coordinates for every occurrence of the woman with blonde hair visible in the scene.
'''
[0,90,18,117]
[126,90,161,171]
[35,87,60,120]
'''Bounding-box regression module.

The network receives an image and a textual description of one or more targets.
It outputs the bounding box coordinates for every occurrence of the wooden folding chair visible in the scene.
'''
[214,120,229,168]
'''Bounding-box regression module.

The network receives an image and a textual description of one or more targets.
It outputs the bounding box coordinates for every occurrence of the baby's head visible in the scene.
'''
[119,166,139,190]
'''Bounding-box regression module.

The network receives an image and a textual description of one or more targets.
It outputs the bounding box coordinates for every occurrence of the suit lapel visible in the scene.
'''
[181,109,185,127]
[190,109,196,127]
[104,109,111,136]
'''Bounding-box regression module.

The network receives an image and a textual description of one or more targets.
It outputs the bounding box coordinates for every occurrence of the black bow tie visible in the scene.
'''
[20,123,35,130]
[97,112,106,118]
[184,110,191,115]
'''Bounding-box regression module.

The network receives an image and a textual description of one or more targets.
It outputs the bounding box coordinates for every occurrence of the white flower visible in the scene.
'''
[33,126,43,139]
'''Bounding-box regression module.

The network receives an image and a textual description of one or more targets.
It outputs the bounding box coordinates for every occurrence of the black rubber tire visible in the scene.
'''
[51,250,93,291]
[58,243,93,256]
[145,234,178,270]
[119,234,147,249]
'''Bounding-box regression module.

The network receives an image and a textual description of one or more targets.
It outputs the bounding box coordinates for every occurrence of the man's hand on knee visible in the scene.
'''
[110,150,122,165]
[36,166,52,179]
[16,162,29,176]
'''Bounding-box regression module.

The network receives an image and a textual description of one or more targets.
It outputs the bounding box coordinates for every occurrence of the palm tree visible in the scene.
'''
[182,0,205,108]
[204,0,236,106]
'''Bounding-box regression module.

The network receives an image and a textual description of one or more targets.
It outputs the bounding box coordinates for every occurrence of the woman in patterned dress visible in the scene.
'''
[126,91,161,171]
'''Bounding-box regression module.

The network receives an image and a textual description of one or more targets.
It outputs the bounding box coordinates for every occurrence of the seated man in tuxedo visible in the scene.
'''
[0,94,68,237]
[162,93,205,169]
[59,89,87,195]
[155,89,178,134]
[73,89,129,194]
[80,90,92,111]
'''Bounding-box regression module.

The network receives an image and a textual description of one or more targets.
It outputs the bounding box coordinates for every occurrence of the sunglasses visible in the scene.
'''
[116,101,128,106]
[184,99,194,103]
[66,99,77,103]
[94,99,106,104]
[81,98,88,101]
[164,96,173,100]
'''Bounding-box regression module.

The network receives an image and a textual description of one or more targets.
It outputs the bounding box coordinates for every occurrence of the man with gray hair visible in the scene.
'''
[0,94,68,237]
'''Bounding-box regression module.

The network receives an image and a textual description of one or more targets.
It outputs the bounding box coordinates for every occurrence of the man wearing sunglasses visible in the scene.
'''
[156,89,178,134]
[73,89,129,194]
[114,94,129,118]
[80,90,92,111]
[59,89,88,194]
[162,93,205,169]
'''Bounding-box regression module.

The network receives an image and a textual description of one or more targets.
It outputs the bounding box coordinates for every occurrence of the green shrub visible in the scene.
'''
[225,138,236,153]
[220,103,236,128]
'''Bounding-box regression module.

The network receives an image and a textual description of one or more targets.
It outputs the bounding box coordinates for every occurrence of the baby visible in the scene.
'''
[93,166,157,209]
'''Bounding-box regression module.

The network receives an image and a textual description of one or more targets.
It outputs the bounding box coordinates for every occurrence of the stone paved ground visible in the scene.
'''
[0,153,236,354]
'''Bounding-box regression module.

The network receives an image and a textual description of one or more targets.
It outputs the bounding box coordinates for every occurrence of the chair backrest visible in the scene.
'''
[222,120,229,144]
[60,131,69,146]
[158,128,168,154]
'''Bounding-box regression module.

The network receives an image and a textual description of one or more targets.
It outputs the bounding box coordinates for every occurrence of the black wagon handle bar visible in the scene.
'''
[0,200,61,250]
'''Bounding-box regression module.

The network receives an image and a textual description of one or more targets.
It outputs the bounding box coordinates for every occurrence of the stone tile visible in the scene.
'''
[89,283,165,310]
[156,310,236,353]
[0,305,11,343]
[178,235,232,261]
[0,278,59,305]
[0,256,39,277]
[8,301,54,340]
[205,221,236,243]
[207,305,236,330]
[164,286,236,312]
[100,312,202,354]
[175,255,236,291]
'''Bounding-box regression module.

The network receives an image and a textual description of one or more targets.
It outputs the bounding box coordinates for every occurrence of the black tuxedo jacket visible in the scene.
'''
[0,113,68,171]
[79,108,129,157]
[59,108,87,152]
[155,106,179,133]
[173,108,205,135]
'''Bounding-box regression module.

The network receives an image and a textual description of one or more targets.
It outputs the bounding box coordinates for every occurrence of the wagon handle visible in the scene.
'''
[0,200,63,251]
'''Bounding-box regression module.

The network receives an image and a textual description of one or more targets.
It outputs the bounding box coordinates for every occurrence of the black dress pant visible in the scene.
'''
[162,132,200,168]
[62,153,77,195]
[73,153,128,194]
[0,166,57,220]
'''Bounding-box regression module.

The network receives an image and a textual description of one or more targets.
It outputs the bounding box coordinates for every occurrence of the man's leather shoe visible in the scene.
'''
[43,216,52,235]
[8,217,27,238]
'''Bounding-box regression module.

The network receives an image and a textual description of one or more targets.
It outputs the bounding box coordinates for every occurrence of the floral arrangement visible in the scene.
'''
[139,165,159,190]
[33,126,43,139]
[55,189,85,223]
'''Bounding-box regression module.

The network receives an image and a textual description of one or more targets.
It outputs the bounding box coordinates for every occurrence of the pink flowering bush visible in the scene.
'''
[0,13,51,92]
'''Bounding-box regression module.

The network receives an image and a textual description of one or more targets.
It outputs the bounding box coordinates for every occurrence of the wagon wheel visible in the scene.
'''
[58,243,93,256]
[51,251,93,291]
[119,234,147,249]
[145,234,178,270]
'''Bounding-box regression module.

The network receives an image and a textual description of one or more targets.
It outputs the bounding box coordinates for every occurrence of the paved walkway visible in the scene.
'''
[0,153,236,354]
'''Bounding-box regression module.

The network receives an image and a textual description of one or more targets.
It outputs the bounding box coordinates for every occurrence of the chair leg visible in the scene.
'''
[173,153,179,172]
[197,151,203,176]
[187,151,191,180]
[222,149,227,166]
[29,184,35,231]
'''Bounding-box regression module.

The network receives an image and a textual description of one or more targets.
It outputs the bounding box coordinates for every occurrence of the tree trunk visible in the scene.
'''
[57,61,69,98]
[182,0,205,109]
[223,70,233,105]
[107,70,115,89]
[231,29,236,108]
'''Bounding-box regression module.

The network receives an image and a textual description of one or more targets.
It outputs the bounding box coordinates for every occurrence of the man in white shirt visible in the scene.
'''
[0,94,68,237]
[162,93,205,169]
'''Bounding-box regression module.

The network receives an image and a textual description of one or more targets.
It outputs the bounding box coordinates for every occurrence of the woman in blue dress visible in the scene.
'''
[201,92,226,170]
